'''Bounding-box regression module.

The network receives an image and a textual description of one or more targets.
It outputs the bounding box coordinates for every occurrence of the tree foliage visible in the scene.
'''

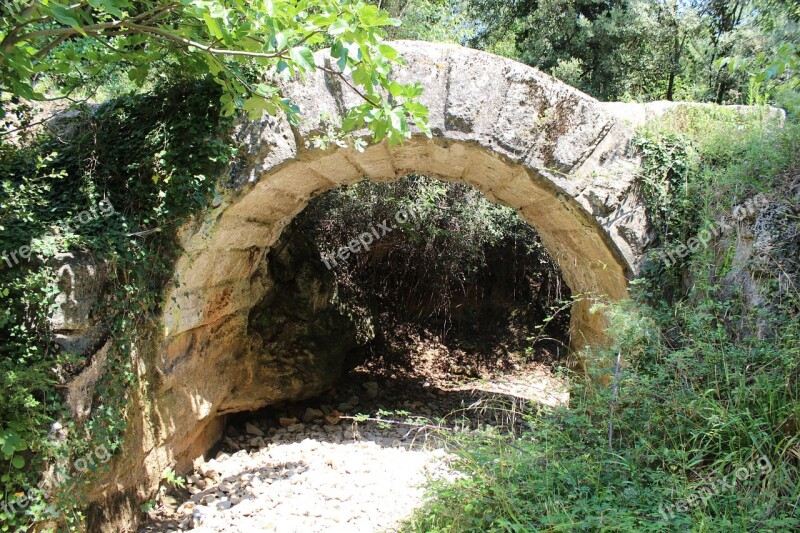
[0,0,430,144]
[429,0,800,103]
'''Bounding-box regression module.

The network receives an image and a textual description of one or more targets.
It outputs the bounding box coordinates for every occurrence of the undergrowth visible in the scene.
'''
[404,104,800,531]
[297,175,570,352]
[0,79,233,530]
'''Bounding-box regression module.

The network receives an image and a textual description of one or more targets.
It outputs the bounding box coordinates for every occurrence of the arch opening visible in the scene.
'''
[159,135,630,436]
[294,175,570,372]
[266,173,573,386]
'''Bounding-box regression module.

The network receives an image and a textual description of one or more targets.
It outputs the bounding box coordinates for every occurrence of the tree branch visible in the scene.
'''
[317,64,380,107]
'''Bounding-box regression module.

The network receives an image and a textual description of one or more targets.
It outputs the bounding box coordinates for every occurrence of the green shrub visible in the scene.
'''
[0,79,233,530]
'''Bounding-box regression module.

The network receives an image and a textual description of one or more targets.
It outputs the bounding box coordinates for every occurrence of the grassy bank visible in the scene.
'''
[404,105,800,532]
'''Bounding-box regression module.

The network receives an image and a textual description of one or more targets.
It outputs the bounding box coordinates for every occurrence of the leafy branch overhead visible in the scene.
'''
[0,0,430,144]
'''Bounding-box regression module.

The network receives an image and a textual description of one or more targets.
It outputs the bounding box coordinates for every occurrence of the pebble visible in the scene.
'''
[139,370,566,533]
[278,417,297,427]
[303,407,324,422]
[215,500,231,511]
[245,422,264,436]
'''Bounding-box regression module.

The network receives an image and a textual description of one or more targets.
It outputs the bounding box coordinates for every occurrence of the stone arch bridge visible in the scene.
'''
[87,41,659,529]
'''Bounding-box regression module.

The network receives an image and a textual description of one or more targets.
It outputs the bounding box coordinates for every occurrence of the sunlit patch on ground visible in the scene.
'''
[140,362,567,532]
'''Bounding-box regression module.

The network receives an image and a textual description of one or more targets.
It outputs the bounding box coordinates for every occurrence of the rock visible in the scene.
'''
[325,410,342,425]
[224,436,240,450]
[162,494,180,511]
[363,382,379,399]
[203,459,221,472]
[245,422,264,436]
[48,252,109,354]
[303,407,324,422]
[190,489,213,504]
[248,436,266,447]
[279,417,298,427]
[216,499,232,510]
[177,502,196,515]
[192,506,207,526]
[713,198,800,339]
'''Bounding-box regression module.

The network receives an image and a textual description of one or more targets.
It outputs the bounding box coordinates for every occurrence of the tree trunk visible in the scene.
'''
[666,72,676,101]
[716,80,727,104]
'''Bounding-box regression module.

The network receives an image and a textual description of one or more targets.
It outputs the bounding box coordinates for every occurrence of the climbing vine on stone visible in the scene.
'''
[0,80,234,530]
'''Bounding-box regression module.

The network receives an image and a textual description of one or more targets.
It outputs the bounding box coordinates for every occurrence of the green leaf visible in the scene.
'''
[127,66,149,85]
[243,96,267,119]
[378,43,399,62]
[331,41,348,71]
[99,0,124,18]
[329,18,350,36]
[289,46,316,73]
[274,32,288,52]
[387,81,404,97]
[49,6,83,32]
[203,14,225,40]
[11,456,24,469]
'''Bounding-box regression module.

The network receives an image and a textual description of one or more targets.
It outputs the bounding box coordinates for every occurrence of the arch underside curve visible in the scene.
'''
[164,40,647,358]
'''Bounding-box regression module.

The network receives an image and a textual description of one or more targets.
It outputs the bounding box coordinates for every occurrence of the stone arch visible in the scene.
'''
[167,136,631,345]
[164,43,645,345]
[88,43,652,528]
[154,39,649,453]
[158,41,651,421]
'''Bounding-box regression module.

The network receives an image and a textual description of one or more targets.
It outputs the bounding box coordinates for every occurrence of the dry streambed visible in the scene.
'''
[139,367,566,533]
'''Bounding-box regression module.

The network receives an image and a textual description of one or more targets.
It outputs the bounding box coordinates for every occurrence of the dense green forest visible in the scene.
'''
[1,0,799,531]
[393,0,800,104]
